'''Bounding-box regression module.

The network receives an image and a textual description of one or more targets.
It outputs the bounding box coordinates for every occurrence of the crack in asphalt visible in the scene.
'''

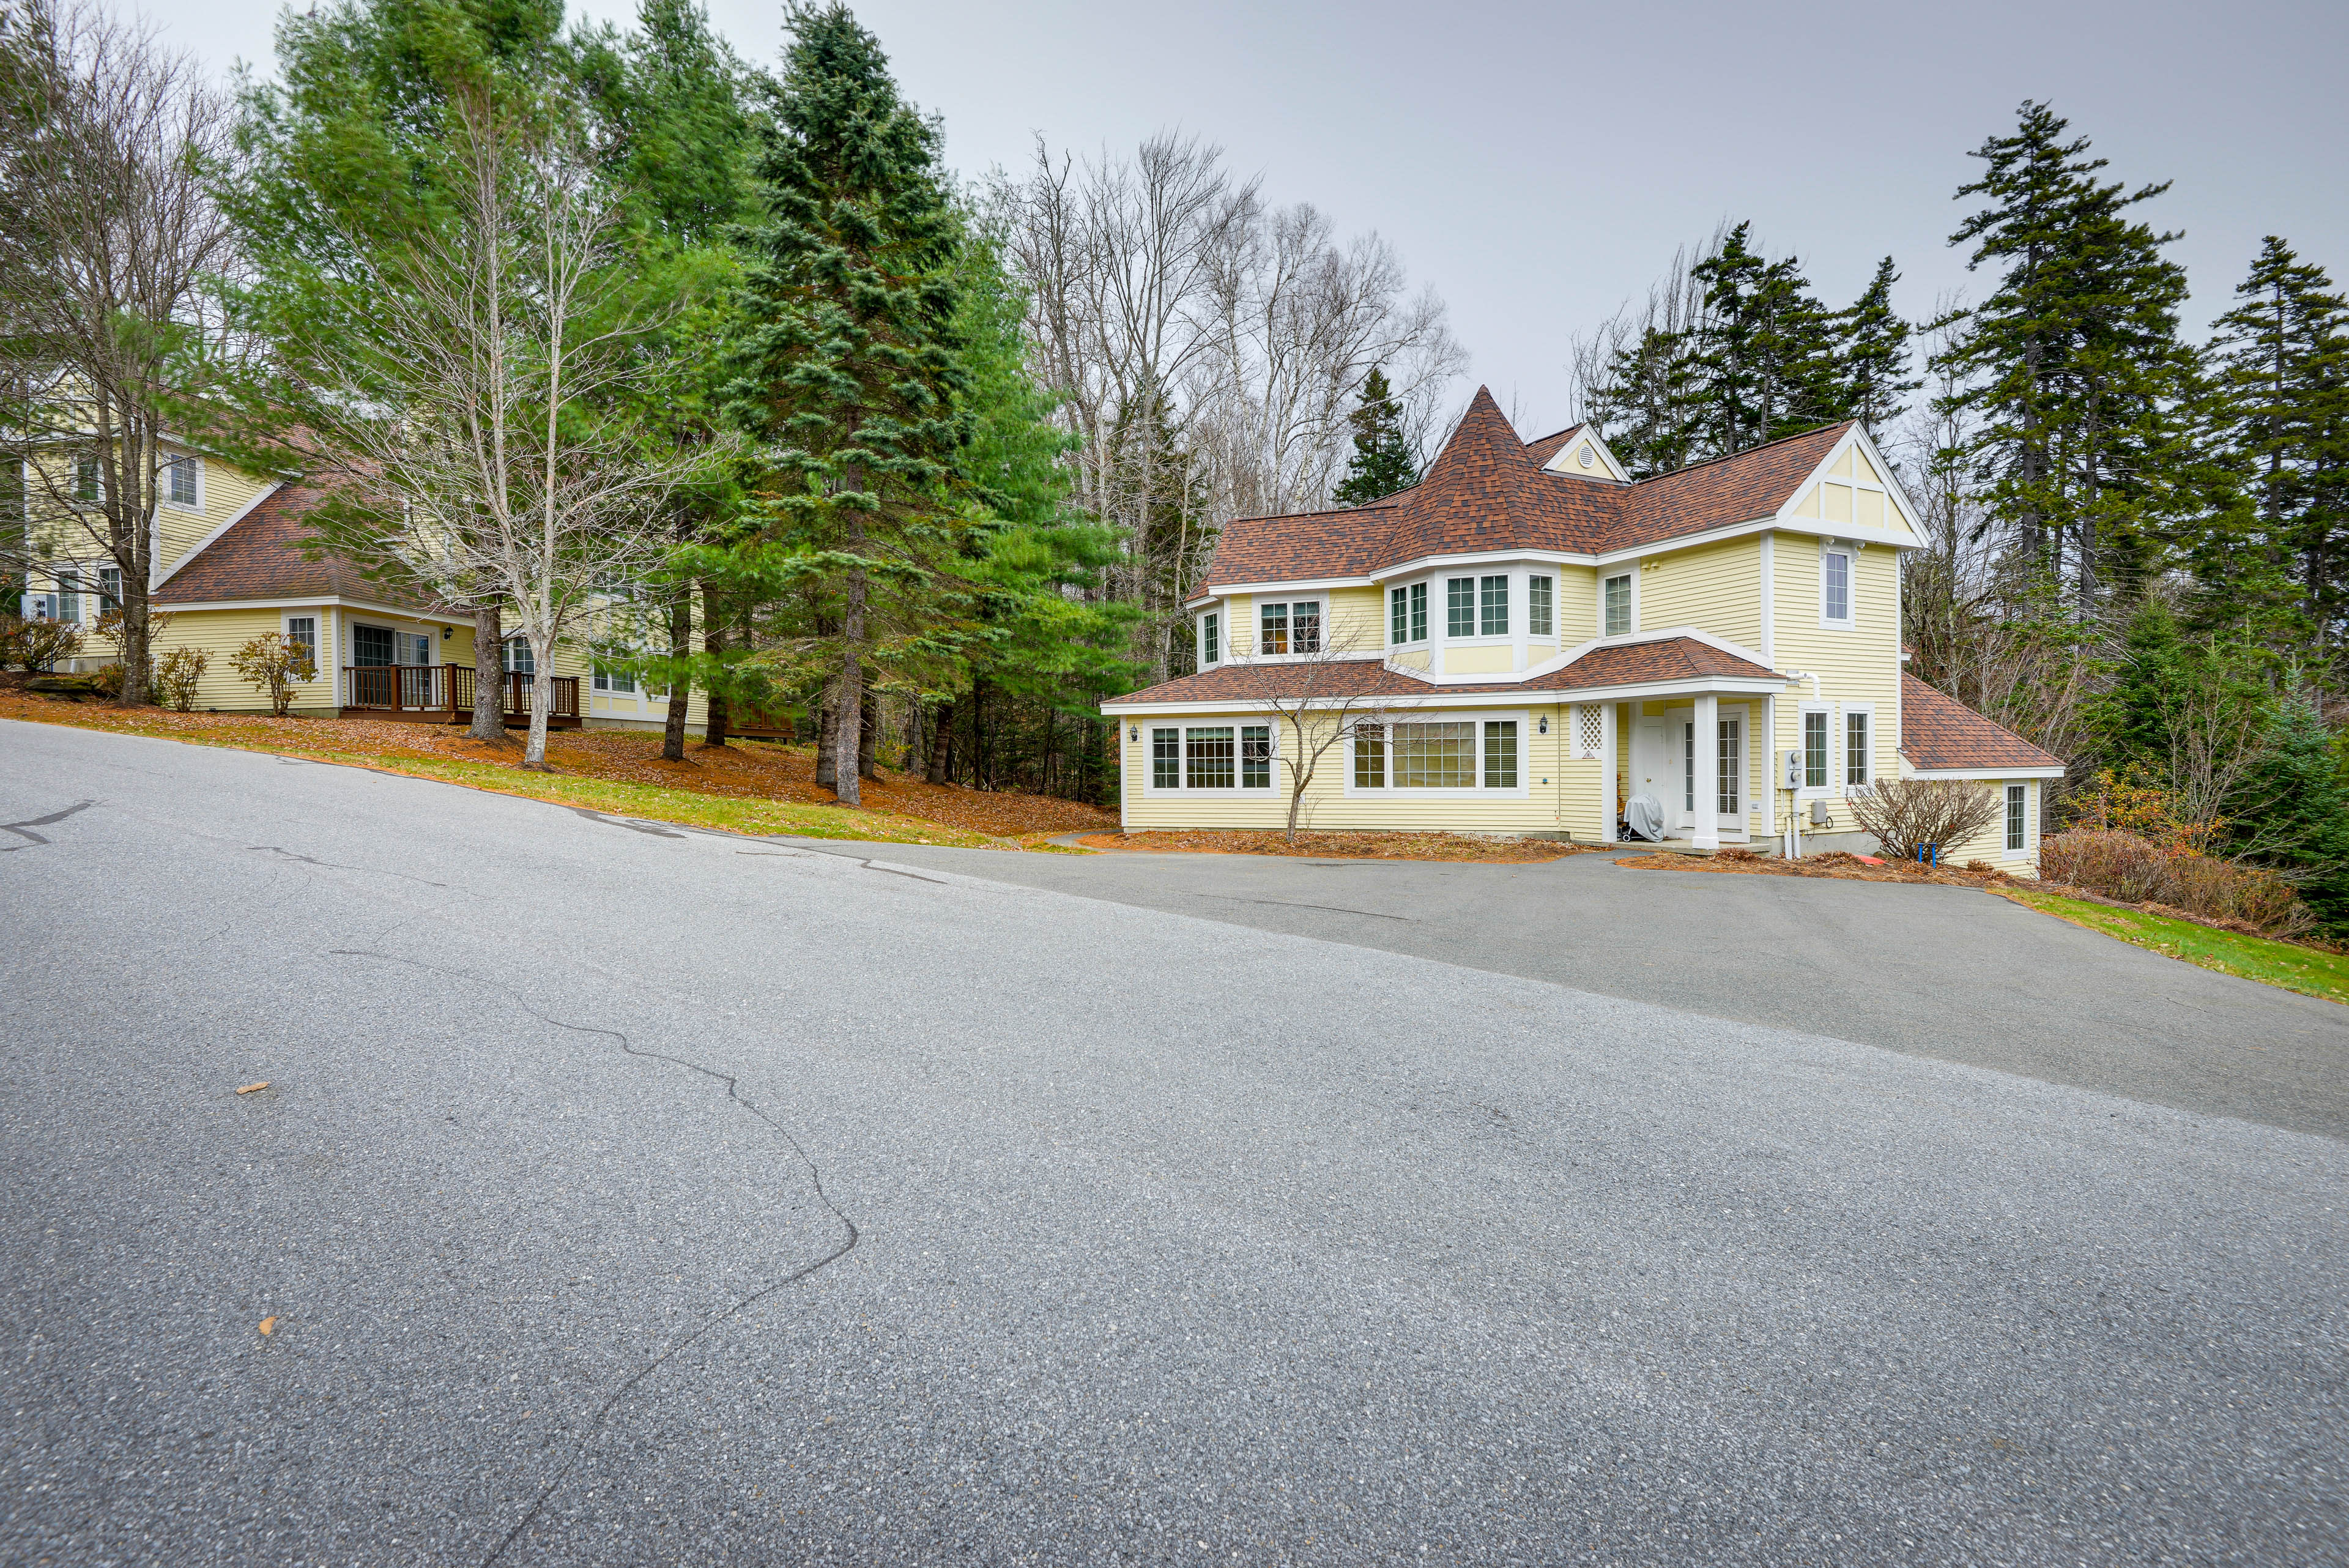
[324,948,860,1567]
[0,799,94,850]
[735,848,951,885]
[566,806,686,839]
[1181,891,1414,921]
[248,845,459,889]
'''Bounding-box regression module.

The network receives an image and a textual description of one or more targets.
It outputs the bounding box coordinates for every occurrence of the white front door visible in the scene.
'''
[1632,721,1670,830]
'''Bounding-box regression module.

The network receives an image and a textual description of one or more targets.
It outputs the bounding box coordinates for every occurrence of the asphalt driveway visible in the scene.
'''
[2,720,2343,1566]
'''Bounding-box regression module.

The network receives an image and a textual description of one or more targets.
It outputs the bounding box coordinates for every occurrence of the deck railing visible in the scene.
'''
[344,663,579,723]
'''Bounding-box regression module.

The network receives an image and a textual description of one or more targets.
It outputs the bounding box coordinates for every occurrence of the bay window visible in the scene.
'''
[1527,574,1553,637]
[1445,577,1474,637]
[1479,574,1508,636]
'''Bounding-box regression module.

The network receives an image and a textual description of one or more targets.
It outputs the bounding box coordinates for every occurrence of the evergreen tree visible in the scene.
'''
[2099,595,2189,779]
[1685,221,1845,453]
[1585,322,1701,479]
[2232,687,2349,932]
[1332,365,1418,505]
[1932,100,2199,606]
[1835,256,1920,437]
[724,3,970,806]
[2209,237,2349,653]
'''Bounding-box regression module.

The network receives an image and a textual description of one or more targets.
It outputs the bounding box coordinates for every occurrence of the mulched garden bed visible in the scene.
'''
[1081,830,1595,862]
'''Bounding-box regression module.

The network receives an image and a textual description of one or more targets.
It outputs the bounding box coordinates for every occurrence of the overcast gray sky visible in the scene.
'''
[146,0,2347,435]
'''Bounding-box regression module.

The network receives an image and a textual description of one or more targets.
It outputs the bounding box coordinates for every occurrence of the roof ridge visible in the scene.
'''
[1630,420,1852,487]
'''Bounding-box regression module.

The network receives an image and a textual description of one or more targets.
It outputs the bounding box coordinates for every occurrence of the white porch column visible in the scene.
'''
[1693,691,1720,850]
[1599,701,1619,843]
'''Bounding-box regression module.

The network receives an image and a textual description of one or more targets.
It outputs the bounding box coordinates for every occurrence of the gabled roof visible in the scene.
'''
[155,478,439,614]
[1101,635,1781,710]
[1898,673,2065,773]
[1204,386,1854,586]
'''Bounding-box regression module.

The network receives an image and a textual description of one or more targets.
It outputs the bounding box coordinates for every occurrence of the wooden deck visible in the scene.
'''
[340,664,582,729]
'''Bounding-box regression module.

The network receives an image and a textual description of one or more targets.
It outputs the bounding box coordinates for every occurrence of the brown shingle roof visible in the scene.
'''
[156,480,440,613]
[1898,673,2065,772]
[1102,636,1781,708]
[1200,387,1851,586]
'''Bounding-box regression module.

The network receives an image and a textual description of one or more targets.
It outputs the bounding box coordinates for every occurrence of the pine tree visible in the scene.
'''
[725,3,970,807]
[2233,687,2349,932]
[1835,256,1919,437]
[1586,323,1701,479]
[2209,237,2349,652]
[1332,366,1418,505]
[1932,101,2199,608]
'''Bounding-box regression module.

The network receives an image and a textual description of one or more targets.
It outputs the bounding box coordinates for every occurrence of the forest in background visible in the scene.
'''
[2,0,2343,923]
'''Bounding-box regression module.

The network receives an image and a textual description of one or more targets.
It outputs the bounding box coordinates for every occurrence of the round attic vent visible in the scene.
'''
[1577,444,1595,469]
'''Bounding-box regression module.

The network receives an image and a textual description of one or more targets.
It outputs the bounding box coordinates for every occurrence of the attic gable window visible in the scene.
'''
[1259,600,1319,655]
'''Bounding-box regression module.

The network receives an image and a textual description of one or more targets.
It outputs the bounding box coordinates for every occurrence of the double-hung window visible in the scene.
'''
[1821,545,1853,626]
[1445,577,1475,638]
[1354,723,1386,788]
[74,458,100,503]
[1258,601,1319,655]
[163,455,199,508]
[1803,710,1829,789]
[1479,574,1509,636]
[1241,724,1272,789]
[1408,582,1427,641]
[2006,784,2028,852]
[284,615,318,666]
[1389,586,1409,645]
[98,566,121,612]
[1201,611,1220,666]
[1845,710,1871,789]
[1527,574,1553,637]
[502,636,534,677]
[593,663,636,694]
[1151,727,1181,789]
[1603,573,1633,636]
[1483,719,1518,789]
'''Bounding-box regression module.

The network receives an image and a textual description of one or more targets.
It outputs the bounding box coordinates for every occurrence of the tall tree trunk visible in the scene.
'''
[470,604,504,740]
[831,557,864,805]
[815,685,837,789]
[699,581,730,748]
[858,669,877,779]
[926,700,954,784]
[523,629,554,770]
[660,579,691,761]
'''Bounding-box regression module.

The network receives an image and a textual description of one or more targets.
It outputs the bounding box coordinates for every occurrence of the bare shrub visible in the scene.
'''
[229,633,315,716]
[1847,778,2001,860]
[1963,858,1996,873]
[2038,830,2173,902]
[155,646,207,710]
[2,614,85,671]
[2039,830,2312,937]
[1716,846,1761,862]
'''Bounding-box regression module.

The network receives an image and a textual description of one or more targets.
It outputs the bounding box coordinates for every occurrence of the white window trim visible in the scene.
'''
[1797,701,1834,798]
[1388,580,1431,648]
[1714,703,1752,821]
[1841,701,1876,798]
[281,611,323,685]
[1253,598,1326,661]
[160,453,204,512]
[1199,609,1222,668]
[1141,718,1282,797]
[2005,781,2032,856]
[1819,540,1856,630]
[1344,709,1532,800]
[1526,572,1556,640]
[1600,569,1638,639]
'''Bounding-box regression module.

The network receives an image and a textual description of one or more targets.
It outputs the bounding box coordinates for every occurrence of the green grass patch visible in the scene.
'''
[6,703,1008,849]
[2003,888,2349,1006]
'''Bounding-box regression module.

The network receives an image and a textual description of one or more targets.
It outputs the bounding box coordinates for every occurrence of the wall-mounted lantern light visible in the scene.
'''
[1129,724,1139,742]
[442,626,453,641]
[1537,715,1549,735]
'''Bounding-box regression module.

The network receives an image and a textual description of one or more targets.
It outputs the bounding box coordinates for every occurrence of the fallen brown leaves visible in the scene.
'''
[1611,847,2010,888]
[1082,829,1592,862]
[257,1316,277,1336]
[235,1081,270,1094]
[0,691,1116,844]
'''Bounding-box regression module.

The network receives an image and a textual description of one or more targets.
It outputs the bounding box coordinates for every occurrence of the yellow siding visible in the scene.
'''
[146,608,336,714]
[1929,778,2041,873]
[157,460,275,575]
[1119,704,1584,836]
[1766,536,1902,842]
[1635,535,1762,648]
[1445,645,1516,675]
[1326,587,1382,652]
[1556,565,1598,642]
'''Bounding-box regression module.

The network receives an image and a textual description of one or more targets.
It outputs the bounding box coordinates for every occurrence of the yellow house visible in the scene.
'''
[17,445,743,735]
[1100,388,2064,869]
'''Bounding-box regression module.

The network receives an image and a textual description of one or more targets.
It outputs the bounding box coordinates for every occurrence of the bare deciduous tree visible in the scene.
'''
[1259,617,1420,844]
[0,0,238,705]
[250,85,702,767]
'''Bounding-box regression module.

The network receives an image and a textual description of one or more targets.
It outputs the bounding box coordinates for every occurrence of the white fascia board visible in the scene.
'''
[151,481,284,587]
[1103,674,1789,716]
[1538,425,1634,483]
[155,593,467,624]
[1901,762,2068,781]
[1204,576,1375,596]
[1767,425,1924,547]
[1367,549,1595,581]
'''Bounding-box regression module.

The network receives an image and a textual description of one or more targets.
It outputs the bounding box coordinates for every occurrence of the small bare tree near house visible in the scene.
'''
[1260,612,1418,844]
[1847,777,2002,860]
